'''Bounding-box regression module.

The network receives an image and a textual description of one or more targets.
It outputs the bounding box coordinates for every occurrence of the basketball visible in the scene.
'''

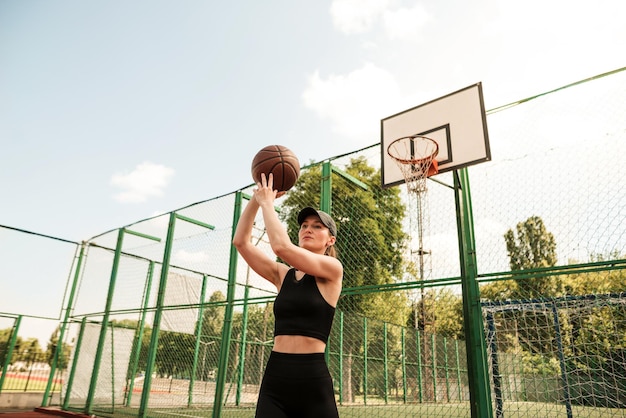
[251,145,300,192]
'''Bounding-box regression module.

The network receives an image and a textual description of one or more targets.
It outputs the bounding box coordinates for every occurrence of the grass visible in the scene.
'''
[99,402,626,418]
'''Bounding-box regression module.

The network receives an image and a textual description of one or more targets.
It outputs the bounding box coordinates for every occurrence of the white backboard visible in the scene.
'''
[381,82,491,188]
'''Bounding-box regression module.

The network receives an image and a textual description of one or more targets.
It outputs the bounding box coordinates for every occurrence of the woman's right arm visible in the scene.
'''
[232,197,283,288]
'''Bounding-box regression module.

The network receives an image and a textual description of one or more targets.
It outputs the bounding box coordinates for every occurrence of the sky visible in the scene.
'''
[1,0,626,343]
[2,0,626,242]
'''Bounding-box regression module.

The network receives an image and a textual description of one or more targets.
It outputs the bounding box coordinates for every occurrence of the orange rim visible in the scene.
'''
[387,135,439,165]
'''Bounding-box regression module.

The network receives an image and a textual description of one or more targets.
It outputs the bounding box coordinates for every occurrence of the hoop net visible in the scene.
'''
[387,135,439,194]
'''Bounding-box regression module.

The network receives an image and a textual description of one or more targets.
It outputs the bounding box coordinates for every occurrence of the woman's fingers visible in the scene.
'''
[254,173,279,204]
[259,173,276,191]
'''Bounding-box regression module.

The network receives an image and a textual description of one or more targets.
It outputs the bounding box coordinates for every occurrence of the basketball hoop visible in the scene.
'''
[387,135,439,194]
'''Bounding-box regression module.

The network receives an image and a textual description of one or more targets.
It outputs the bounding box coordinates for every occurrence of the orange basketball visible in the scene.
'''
[251,145,300,192]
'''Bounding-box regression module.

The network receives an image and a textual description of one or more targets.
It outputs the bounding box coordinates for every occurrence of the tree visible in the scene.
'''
[505,216,557,270]
[46,327,72,370]
[563,252,626,296]
[561,256,626,384]
[405,288,463,401]
[484,220,625,400]
[109,319,152,380]
[155,331,195,378]
[281,156,411,401]
[282,157,409,319]
[479,216,559,362]
[231,303,274,386]
[0,330,39,367]
[18,338,44,366]
[503,215,558,298]
[193,291,226,380]
[0,328,18,365]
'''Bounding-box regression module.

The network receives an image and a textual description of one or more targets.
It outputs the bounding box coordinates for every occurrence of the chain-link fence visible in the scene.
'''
[2,67,625,418]
[0,226,78,407]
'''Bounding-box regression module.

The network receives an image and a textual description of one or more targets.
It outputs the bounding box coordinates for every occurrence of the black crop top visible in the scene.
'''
[273,268,336,344]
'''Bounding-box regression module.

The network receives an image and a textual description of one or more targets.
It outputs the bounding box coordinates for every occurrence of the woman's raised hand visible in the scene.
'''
[254,173,285,205]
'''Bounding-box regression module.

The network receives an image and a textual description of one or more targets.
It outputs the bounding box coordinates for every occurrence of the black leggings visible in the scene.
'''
[255,351,339,418]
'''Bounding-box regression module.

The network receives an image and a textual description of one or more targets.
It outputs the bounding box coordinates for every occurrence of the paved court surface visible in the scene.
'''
[0,408,91,418]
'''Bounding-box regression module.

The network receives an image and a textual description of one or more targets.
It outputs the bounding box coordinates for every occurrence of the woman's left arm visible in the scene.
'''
[255,174,343,283]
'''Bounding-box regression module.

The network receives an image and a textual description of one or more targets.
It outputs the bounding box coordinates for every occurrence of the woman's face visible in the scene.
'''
[298,215,335,253]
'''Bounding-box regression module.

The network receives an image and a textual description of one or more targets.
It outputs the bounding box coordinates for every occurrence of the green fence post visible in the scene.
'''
[135,214,208,416]
[363,317,368,405]
[83,228,160,417]
[0,315,21,394]
[139,214,177,418]
[85,228,125,415]
[416,329,423,403]
[401,328,407,404]
[63,317,86,410]
[444,336,450,402]
[338,311,344,405]
[42,243,84,406]
[454,168,493,418]
[125,261,155,407]
[383,322,389,404]
[235,279,250,406]
[320,161,368,213]
[110,324,116,409]
[455,338,462,401]
[431,333,437,402]
[212,191,244,418]
[188,274,208,407]
[320,162,332,213]
[552,302,573,418]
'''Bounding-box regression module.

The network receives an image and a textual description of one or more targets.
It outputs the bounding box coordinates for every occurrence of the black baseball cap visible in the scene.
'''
[297,207,337,237]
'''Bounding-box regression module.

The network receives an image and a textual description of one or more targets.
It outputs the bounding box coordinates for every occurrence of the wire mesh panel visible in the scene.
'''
[0,226,79,402]
[483,292,626,418]
[474,69,626,418]
[65,68,626,418]
[3,69,625,417]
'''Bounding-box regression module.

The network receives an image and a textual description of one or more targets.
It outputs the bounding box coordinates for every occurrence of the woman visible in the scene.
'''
[233,173,342,418]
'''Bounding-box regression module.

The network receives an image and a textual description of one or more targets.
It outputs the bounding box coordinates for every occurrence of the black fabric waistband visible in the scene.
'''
[264,351,329,379]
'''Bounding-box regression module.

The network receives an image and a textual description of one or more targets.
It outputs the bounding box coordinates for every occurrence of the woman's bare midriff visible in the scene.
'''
[273,335,326,354]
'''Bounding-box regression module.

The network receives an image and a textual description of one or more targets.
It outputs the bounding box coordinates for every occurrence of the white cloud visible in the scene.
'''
[382,4,432,41]
[331,0,432,41]
[302,63,403,140]
[330,0,392,34]
[111,162,175,203]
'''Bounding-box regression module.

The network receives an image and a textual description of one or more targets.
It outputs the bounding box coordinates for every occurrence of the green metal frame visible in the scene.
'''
[52,160,493,418]
[85,228,126,415]
[454,169,493,418]
[84,228,160,416]
[139,214,214,418]
[125,261,155,407]
[416,326,423,402]
[42,243,84,406]
[363,317,368,405]
[0,315,21,394]
[63,317,87,410]
[212,191,244,418]
[188,274,208,406]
